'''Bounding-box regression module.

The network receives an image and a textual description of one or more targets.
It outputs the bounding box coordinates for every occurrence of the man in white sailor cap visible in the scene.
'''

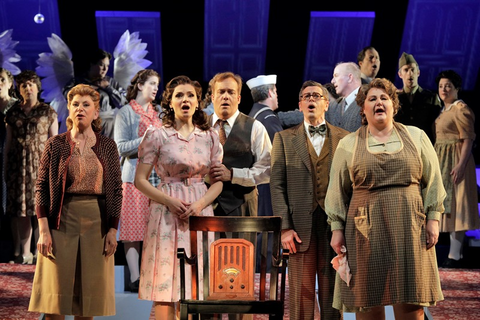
[246,74,283,141]
[246,74,283,272]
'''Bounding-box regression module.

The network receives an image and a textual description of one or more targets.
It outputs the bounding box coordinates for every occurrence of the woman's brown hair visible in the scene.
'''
[356,78,400,125]
[160,75,209,130]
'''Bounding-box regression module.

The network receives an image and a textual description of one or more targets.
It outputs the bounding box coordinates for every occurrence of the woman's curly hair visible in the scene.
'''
[66,84,102,132]
[356,78,400,125]
[160,75,209,130]
[126,69,161,112]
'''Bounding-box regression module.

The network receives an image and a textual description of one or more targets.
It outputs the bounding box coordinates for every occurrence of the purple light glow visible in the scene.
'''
[310,11,375,18]
[95,11,160,18]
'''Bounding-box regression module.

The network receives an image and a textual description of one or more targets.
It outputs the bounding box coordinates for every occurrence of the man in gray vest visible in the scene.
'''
[326,62,363,132]
[209,71,271,218]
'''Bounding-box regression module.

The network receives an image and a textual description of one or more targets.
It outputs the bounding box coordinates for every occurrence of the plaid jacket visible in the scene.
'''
[35,131,123,231]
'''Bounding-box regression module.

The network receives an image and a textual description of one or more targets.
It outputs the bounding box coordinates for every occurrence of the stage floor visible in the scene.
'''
[1,264,479,320]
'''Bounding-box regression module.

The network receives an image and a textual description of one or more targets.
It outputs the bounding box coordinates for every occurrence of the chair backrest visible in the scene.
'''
[186,215,284,302]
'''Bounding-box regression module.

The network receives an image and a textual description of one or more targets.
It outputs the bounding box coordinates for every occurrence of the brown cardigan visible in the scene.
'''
[35,131,123,231]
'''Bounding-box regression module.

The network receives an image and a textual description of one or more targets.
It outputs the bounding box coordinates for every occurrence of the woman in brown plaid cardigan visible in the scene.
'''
[28,84,123,319]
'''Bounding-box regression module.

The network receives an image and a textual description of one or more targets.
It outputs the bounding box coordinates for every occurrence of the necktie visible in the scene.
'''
[215,119,227,145]
[308,124,326,137]
[341,99,347,115]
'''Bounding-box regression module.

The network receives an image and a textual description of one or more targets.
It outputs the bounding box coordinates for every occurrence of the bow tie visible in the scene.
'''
[308,124,326,136]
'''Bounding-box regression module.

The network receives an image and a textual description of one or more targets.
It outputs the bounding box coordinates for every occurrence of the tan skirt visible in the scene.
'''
[28,195,115,316]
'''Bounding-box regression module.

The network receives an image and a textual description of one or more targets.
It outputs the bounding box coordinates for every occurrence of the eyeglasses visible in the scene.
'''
[300,92,325,101]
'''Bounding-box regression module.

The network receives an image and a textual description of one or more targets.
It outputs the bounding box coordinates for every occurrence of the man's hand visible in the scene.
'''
[210,163,232,183]
[281,229,302,254]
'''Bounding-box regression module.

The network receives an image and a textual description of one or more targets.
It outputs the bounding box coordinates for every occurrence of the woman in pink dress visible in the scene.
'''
[114,69,162,292]
[134,75,223,319]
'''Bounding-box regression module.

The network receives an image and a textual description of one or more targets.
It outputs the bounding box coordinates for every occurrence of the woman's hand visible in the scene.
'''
[451,138,473,184]
[104,228,118,257]
[37,228,53,259]
[450,163,466,184]
[179,199,205,221]
[426,219,439,250]
[37,217,54,259]
[331,229,346,255]
[164,196,189,217]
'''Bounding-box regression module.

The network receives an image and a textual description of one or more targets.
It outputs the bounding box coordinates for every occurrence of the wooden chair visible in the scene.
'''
[177,216,289,319]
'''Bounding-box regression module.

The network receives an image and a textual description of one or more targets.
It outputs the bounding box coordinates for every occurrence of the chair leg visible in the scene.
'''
[269,313,283,320]
[179,304,188,320]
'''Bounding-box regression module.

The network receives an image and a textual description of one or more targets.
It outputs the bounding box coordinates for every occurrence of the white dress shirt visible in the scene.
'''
[304,121,326,156]
[212,110,272,187]
[344,87,360,112]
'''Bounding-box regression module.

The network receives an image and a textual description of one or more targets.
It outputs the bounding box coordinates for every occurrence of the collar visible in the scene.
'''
[212,109,240,127]
[345,87,360,106]
[401,85,420,95]
[303,120,326,134]
[164,125,203,138]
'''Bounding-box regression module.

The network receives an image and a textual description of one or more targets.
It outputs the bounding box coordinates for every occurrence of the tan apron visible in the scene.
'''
[339,123,443,310]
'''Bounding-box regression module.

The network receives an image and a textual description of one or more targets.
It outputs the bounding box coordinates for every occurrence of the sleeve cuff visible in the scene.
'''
[427,211,442,221]
[36,205,48,219]
[330,221,345,231]
[110,217,120,230]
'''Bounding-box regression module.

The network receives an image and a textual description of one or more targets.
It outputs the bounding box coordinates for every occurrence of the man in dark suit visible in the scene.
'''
[209,71,271,218]
[326,62,363,132]
[270,80,348,320]
[394,52,441,143]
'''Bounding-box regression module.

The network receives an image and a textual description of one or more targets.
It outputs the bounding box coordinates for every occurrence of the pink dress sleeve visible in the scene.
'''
[138,127,161,166]
[210,128,223,167]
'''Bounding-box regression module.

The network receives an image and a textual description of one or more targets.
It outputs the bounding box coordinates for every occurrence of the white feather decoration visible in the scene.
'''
[0,29,21,75]
[35,33,74,130]
[113,30,152,90]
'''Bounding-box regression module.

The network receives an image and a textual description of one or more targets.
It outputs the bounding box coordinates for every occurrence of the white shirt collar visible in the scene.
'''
[344,87,360,109]
[212,109,240,127]
[303,120,326,133]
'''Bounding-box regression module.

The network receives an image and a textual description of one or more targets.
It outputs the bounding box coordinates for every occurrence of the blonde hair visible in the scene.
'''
[66,84,102,131]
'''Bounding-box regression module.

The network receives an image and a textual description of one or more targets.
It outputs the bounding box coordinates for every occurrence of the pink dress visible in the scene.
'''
[137,126,223,302]
[118,101,162,242]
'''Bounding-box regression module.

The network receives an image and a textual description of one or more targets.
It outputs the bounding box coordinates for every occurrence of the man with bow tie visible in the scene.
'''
[270,80,348,320]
